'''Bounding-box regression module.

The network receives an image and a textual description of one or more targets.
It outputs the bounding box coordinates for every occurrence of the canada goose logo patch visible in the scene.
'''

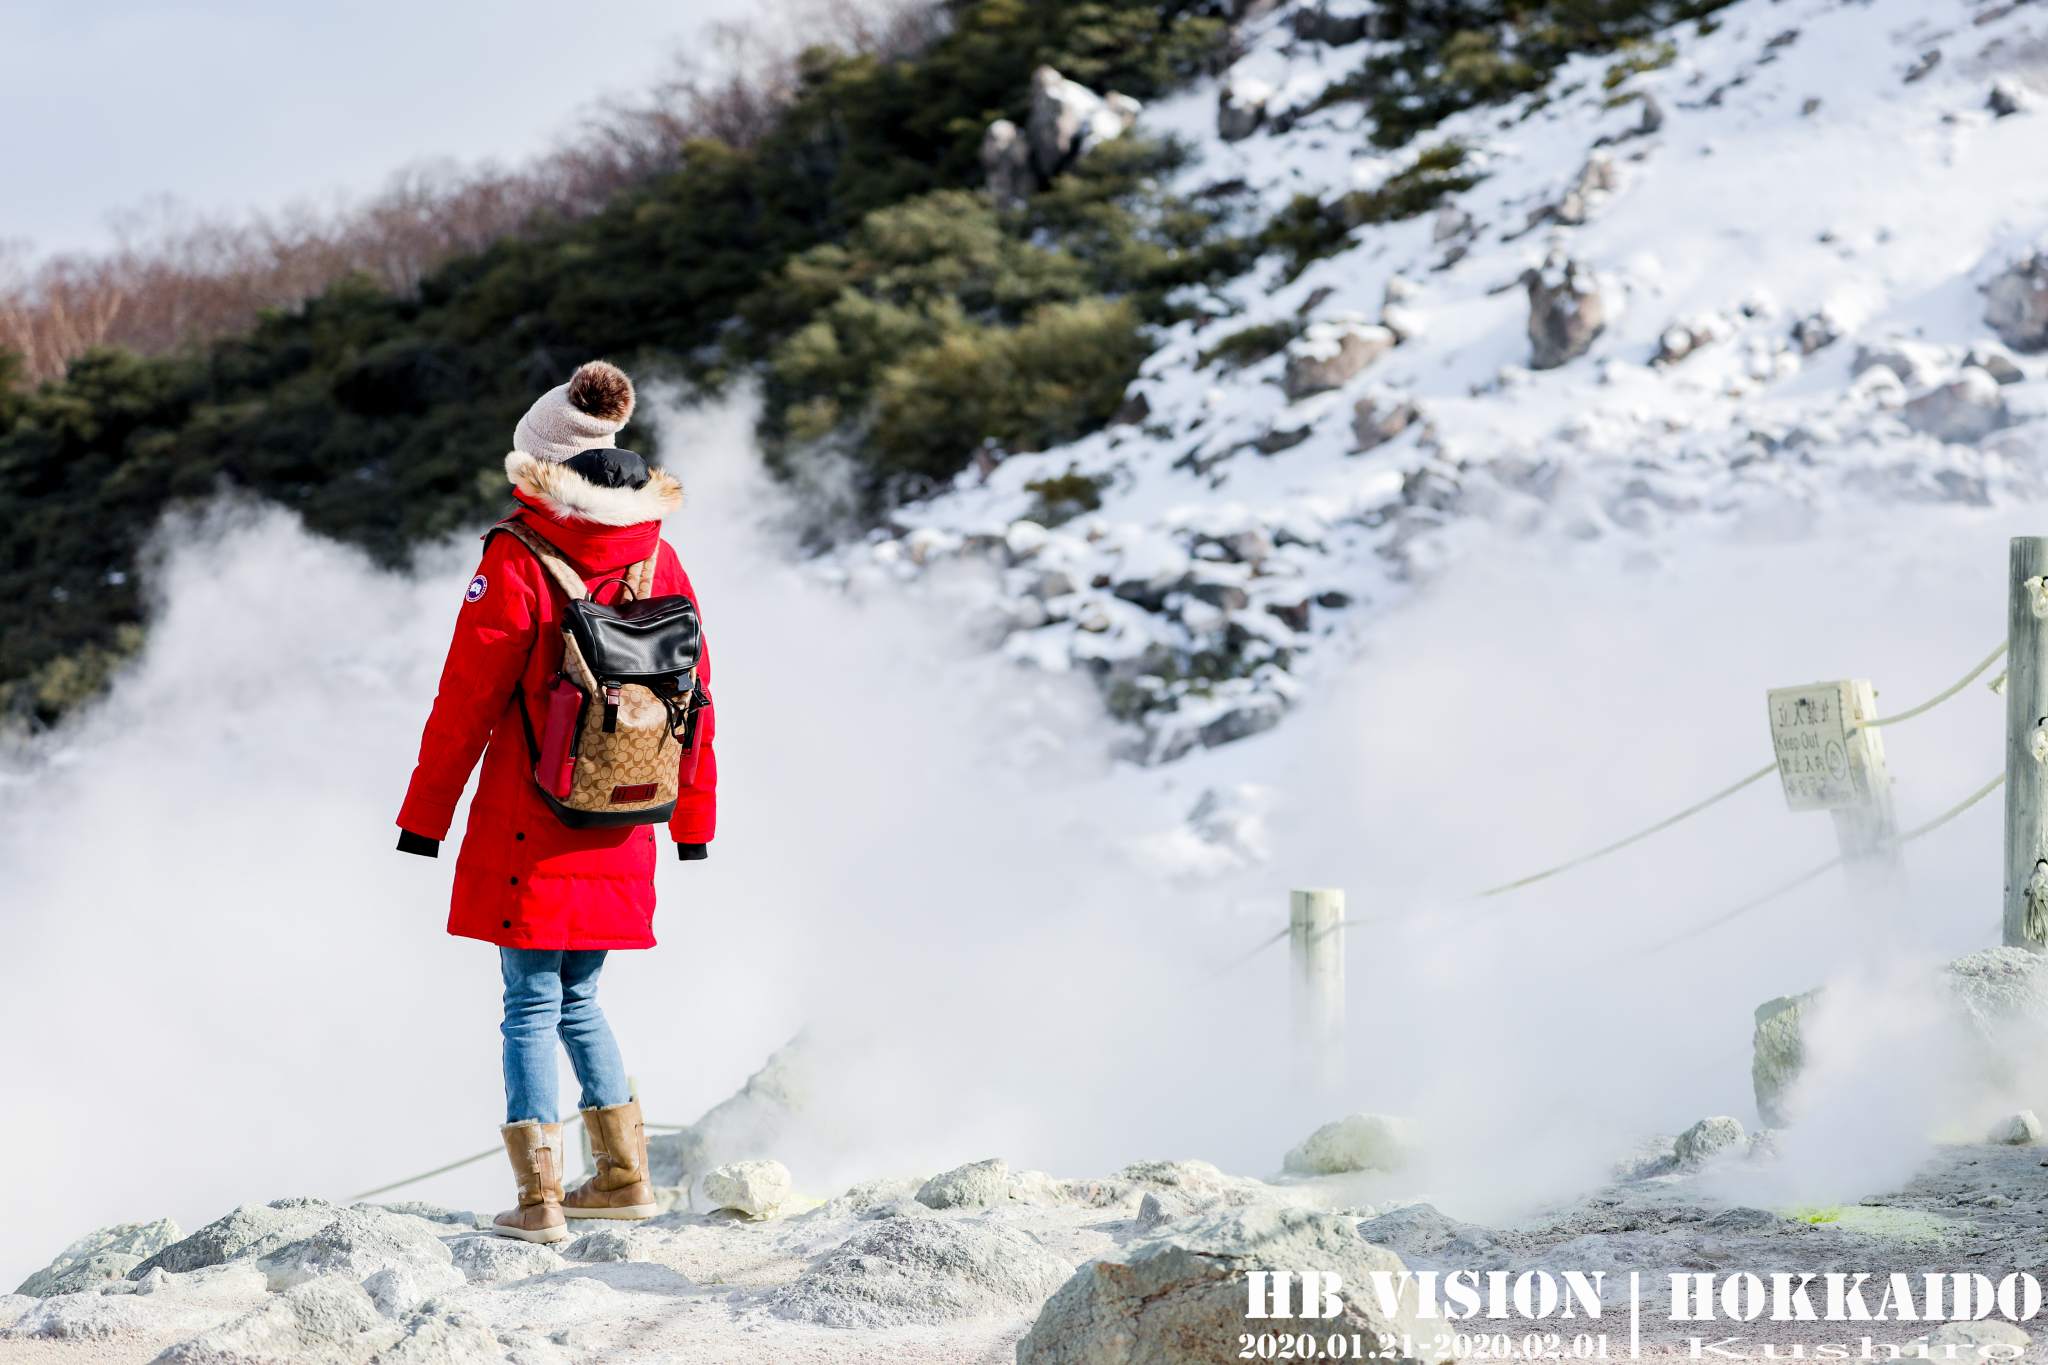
[466,574,489,603]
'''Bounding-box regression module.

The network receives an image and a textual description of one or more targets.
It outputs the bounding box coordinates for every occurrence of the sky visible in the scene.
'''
[2,0,762,258]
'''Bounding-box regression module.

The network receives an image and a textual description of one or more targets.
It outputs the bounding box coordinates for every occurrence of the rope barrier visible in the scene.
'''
[348,1117,690,1203]
[1628,769,2006,960]
[1204,638,2008,980]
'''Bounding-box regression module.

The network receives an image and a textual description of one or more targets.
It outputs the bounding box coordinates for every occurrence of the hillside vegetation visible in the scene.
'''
[0,0,1729,724]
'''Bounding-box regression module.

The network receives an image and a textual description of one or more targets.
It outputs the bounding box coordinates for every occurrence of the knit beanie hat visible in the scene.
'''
[512,361,636,463]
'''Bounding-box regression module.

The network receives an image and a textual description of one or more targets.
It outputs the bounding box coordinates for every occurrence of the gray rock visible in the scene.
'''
[704,1159,792,1218]
[1292,5,1377,44]
[1551,156,1616,226]
[1987,254,2048,353]
[1792,312,1840,354]
[1197,698,1283,750]
[1283,322,1397,400]
[153,1277,394,1364]
[17,1219,182,1297]
[1442,1227,1512,1271]
[1525,255,1605,369]
[1218,80,1269,142]
[1990,82,2028,118]
[917,1157,1010,1210]
[354,1202,475,1227]
[1675,1116,1747,1166]
[1353,1203,1465,1255]
[1753,990,1818,1128]
[1904,367,2008,443]
[806,1177,926,1220]
[1968,340,2026,383]
[4,1293,223,1343]
[981,119,1034,209]
[1654,319,1720,366]
[253,1208,455,1292]
[446,1235,565,1283]
[129,1199,341,1280]
[769,1217,1074,1328]
[1947,946,2048,1041]
[1026,66,1140,183]
[1135,1190,1216,1233]
[1704,1206,1787,1232]
[563,1230,643,1262]
[1018,1207,1452,1365]
[371,1307,500,1365]
[859,1195,936,1221]
[0,1294,35,1328]
[1907,1322,2033,1354]
[1282,1113,1421,1175]
[1352,394,1419,451]
[360,1261,466,1318]
[1851,340,1947,386]
[1990,1110,2044,1144]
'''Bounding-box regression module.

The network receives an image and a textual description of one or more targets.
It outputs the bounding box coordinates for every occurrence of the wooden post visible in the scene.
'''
[2004,537,2048,950]
[1831,680,1904,903]
[1290,888,1345,1097]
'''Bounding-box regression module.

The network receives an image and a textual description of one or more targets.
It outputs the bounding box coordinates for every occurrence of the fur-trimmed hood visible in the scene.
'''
[505,450,683,527]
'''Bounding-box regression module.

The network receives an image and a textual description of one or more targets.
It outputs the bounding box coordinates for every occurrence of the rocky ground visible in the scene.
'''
[8,1134,2048,1365]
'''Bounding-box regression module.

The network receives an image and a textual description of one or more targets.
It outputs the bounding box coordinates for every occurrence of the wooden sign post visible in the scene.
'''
[1768,680,1903,899]
[1289,888,1345,1098]
[2004,537,2048,950]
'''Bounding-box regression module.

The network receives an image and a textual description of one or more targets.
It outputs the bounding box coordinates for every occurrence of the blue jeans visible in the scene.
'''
[499,948,631,1124]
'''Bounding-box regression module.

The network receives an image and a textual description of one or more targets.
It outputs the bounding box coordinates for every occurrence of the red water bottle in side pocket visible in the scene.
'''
[536,673,585,798]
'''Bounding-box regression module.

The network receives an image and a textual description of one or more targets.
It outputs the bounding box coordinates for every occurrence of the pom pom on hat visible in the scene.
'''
[513,361,636,463]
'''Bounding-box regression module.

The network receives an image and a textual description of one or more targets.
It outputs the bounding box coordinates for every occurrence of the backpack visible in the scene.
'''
[489,519,707,829]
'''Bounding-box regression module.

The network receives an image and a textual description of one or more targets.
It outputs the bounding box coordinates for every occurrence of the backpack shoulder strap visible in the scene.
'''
[627,548,658,600]
[487,518,588,602]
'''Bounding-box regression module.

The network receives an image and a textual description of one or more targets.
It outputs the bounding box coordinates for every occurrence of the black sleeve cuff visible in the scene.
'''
[397,829,441,858]
[677,843,708,862]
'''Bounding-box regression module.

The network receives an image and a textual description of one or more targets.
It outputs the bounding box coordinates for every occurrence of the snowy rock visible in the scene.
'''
[2,1293,225,1343]
[1291,4,1377,44]
[1753,989,1819,1128]
[1353,394,1419,451]
[1988,254,2048,353]
[917,1157,1011,1209]
[1018,1207,1451,1365]
[128,1199,342,1280]
[1968,340,2027,384]
[981,119,1034,209]
[1027,67,1140,183]
[563,1229,645,1262]
[154,1277,393,1364]
[16,1218,182,1297]
[1852,340,1947,386]
[1381,304,1426,342]
[704,1159,793,1219]
[1354,1203,1466,1255]
[1674,1116,1746,1166]
[1218,79,1271,142]
[1903,367,2008,443]
[1990,1110,2044,1144]
[1524,255,1605,370]
[446,1235,565,1283]
[1989,82,2029,118]
[769,1217,1074,1328]
[1197,696,1285,750]
[1283,322,1396,400]
[1552,156,1617,226]
[361,1260,466,1318]
[1281,1113,1421,1175]
[253,1207,455,1292]
[1792,312,1840,355]
[1654,317,1721,366]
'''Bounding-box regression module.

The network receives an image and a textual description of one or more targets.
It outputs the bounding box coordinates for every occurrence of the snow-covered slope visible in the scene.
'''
[830,0,2048,762]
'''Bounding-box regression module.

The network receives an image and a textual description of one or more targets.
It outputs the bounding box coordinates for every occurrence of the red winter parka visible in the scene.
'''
[396,453,716,950]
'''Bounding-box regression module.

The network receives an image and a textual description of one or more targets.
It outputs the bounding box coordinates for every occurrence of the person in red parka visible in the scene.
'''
[395,360,715,1243]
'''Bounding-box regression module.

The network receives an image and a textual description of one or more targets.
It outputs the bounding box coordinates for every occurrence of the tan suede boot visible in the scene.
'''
[492,1120,569,1242]
[562,1099,658,1219]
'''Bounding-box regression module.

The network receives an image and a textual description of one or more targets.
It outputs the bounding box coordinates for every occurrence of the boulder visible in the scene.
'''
[16,1218,182,1297]
[1017,1207,1452,1365]
[917,1157,1011,1210]
[1990,1110,2044,1144]
[1218,79,1271,142]
[1753,989,1820,1127]
[154,1277,394,1365]
[1026,66,1140,183]
[1352,395,1419,451]
[446,1235,564,1283]
[1524,255,1605,369]
[360,1261,465,1318]
[129,1199,341,1279]
[1281,1113,1421,1175]
[1987,253,2048,353]
[981,119,1035,209]
[1282,322,1396,400]
[252,1207,456,1292]
[3,1293,224,1343]
[1903,367,2008,443]
[1675,1116,1746,1166]
[563,1229,644,1262]
[1353,1203,1465,1255]
[1136,1190,1221,1232]
[705,1159,794,1218]
[769,1217,1075,1329]
[1989,82,2029,118]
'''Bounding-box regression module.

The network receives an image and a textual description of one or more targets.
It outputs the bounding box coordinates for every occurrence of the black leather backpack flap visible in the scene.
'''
[564,594,701,689]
